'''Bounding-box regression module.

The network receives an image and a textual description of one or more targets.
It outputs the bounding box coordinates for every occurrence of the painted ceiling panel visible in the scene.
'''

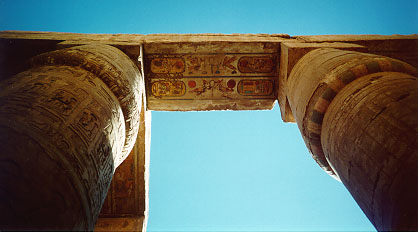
[144,42,280,111]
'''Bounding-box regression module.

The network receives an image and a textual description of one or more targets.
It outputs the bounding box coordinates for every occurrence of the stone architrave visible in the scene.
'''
[0,32,417,232]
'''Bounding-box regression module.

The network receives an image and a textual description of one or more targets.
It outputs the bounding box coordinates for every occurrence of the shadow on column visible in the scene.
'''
[0,44,142,230]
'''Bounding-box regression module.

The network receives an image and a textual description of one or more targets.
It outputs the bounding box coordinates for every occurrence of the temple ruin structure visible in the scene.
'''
[0,31,417,231]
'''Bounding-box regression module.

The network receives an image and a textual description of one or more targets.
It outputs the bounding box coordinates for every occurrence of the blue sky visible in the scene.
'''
[1,0,417,231]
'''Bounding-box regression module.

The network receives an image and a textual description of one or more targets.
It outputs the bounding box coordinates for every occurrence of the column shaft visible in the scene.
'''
[287,48,418,230]
[0,45,142,230]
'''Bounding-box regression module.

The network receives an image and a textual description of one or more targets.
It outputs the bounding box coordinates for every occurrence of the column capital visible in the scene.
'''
[287,48,416,177]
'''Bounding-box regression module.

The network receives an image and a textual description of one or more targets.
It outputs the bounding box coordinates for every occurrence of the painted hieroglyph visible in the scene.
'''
[144,42,280,110]
[238,57,274,73]
[188,79,234,98]
[147,55,277,99]
[237,80,273,96]
[147,54,276,77]
[151,81,185,97]
[149,78,274,99]
[150,58,185,74]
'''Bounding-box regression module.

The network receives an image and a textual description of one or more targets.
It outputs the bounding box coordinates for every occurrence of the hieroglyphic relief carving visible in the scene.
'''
[46,89,78,116]
[0,67,98,229]
[146,53,277,111]
[147,54,276,78]
[77,109,100,141]
[238,56,274,73]
[237,79,273,96]
[148,77,275,100]
[186,56,207,74]
[1,66,122,220]
[189,79,234,98]
[184,55,238,75]
[222,56,238,73]
[0,126,88,230]
[0,44,142,230]
[151,80,186,97]
[31,44,142,161]
[98,101,148,218]
[20,75,55,95]
[150,57,185,74]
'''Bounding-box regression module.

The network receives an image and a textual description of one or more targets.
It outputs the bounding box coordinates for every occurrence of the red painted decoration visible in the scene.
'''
[227,79,236,88]
[188,80,196,88]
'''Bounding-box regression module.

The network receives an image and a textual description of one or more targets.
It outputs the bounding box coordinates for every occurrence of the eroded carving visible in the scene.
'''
[151,80,186,97]
[0,43,137,230]
[237,79,273,96]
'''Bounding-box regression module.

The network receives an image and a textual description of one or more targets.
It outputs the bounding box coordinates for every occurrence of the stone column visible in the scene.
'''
[287,48,417,231]
[0,44,142,230]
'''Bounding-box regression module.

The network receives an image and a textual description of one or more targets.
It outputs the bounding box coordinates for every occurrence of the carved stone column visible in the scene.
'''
[287,48,417,230]
[0,44,142,230]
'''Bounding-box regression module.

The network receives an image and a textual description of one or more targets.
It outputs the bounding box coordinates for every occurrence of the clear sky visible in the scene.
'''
[1,0,417,231]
